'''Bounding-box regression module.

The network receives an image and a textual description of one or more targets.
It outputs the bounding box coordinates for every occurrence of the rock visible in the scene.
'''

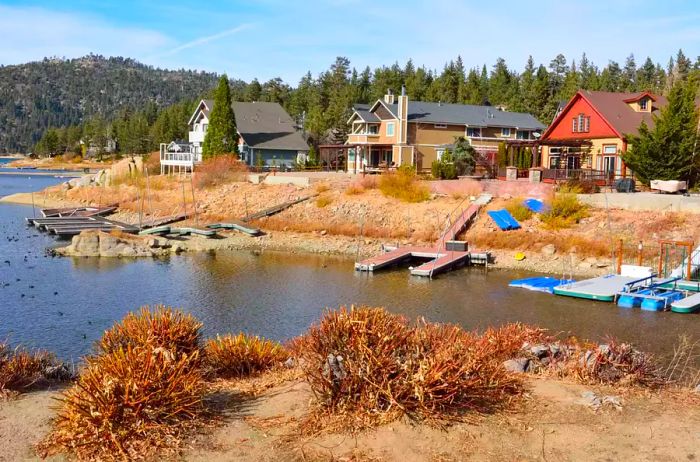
[503,358,530,373]
[320,230,327,236]
[284,358,295,368]
[577,261,592,270]
[530,344,549,358]
[147,238,160,248]
[585,257,598,264]
[98,234,120,254]
[541,244,556,256]
[579,391,622,411]
[171,244,183,254]
[72,233,99,255]
[694,384,700,394]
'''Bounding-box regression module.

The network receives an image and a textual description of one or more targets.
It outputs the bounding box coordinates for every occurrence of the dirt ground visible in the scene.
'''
[2,376,698,462]
[6,157,111,171]
[3,169,700,276]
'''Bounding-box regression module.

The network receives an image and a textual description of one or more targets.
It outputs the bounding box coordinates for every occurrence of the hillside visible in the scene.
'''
[0,55,225,153]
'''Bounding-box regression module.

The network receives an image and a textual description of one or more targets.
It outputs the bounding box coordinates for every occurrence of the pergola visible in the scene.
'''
[318,144,353,172]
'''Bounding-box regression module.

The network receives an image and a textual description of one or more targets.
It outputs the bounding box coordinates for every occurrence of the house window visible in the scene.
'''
[202,123,208,133]
[434,124,447,129]
[367,124,379,135]
[386,122,395,136]
[572,114,590,133]
[640,98,648,110]
[516,130,531,140]
[603,145,617,155]
[501,127,511,136]
[466,127,482,137]
[436,148,445,161]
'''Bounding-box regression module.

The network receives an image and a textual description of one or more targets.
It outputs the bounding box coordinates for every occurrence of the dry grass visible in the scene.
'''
[344,183,365,195]
[503,198,533,222]
[194,156,247,189]
[98,305,203,360]
[41,345,205,460]
[254,215,410,240]
[315,194,334,208]
[290,306,524,430]
[358,175,379,190]
[468,230,612,258]
[204,333,289,379]
[662,335,700,389]
[0,344,68,396]
[378,167,430,203]
[540,192,589,230]
[315,183,331,193]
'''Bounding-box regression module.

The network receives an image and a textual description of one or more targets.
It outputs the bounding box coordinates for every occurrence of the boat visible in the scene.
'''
[670,292,700,314]
[509,277,575,294]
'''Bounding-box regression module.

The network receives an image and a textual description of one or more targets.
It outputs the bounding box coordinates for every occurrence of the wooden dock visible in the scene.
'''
[355,195,491,278]
[27,216,139,237]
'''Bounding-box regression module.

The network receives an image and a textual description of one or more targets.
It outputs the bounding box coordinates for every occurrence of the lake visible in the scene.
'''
[0,172,697,363]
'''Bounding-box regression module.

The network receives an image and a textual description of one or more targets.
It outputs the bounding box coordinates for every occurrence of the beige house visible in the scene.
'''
[344,88,545,173]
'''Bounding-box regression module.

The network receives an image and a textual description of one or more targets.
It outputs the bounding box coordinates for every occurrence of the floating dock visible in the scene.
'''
[27,216,139,236]
[671,292,700,313]
[553,275,640,301]
[509,277,575,294]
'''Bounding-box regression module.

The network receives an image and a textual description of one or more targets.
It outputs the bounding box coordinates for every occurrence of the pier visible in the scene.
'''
[355,195,491,277]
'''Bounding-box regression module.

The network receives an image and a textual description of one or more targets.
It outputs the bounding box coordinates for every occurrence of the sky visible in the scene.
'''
[2,0,699,83]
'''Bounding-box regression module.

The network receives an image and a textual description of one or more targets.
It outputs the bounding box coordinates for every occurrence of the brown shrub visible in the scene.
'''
[563,338,664,388]
[344,183,365,195]
[378,167,430,203]
[315,182,331,193]
[358,175,378,190]
[315,194,333,208]
[143,152,161,174]
[0,344,67,395]
[42,345,205,460]
[290,306,524,429]
[98,305,202,360]
[194,156,247,189]
[204,333,288,379]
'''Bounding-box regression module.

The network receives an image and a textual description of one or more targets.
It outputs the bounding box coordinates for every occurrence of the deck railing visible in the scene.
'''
[542,168,613,184]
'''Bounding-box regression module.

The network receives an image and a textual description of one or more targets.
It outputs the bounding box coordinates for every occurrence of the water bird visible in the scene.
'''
[3,260,9,265]
[57,311,63,316]
[53,291,58,295]
[20,294,25,297]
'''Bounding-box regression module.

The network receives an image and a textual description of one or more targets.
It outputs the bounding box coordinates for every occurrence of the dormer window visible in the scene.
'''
[639,98,648,110]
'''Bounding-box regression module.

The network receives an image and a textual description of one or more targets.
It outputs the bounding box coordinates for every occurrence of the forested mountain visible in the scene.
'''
[0,55,225,153]
[6,50,700,155]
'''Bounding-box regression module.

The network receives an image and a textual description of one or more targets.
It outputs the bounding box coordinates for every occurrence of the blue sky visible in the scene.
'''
[2,0,699,83]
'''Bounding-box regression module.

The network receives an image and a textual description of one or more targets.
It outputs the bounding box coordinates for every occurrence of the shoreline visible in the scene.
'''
[2,190,607,277]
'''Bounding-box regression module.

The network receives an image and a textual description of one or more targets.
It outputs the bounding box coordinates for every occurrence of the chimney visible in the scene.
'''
[397,84,409,145]
[384,89,395,104]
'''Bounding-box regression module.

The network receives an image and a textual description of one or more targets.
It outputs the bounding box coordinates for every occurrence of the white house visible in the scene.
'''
[160,99,309,174]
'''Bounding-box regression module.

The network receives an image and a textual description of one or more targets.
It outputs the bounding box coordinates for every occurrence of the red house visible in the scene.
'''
[540,90,667,180]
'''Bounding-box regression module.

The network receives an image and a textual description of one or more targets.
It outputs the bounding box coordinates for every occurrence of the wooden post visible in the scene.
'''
[658,242,664,277]
[637,241,643,266]
[617,239,623,274]
[687,241,694,281]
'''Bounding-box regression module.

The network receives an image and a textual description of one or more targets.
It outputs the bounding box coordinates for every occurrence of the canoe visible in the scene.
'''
[670,292,700,314]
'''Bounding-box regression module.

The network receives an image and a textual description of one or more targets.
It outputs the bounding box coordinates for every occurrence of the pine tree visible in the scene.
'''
[622,54,637,91]
[202,75,238,159]
[636,57,657,91]
[245,78,262,102]
[622,78,700,184]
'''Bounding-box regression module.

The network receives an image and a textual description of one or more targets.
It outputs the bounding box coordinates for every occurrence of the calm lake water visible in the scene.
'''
[0,171,697,363]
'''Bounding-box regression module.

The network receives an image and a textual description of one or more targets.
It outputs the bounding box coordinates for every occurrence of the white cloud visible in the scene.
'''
[0,5,171,65]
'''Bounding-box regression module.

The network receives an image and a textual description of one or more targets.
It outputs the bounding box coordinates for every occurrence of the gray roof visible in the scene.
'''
[352,104,380,122]
[232,101,309,151]
[381,101,545,130]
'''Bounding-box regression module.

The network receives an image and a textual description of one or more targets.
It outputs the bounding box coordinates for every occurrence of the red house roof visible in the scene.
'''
[542,90,667,141]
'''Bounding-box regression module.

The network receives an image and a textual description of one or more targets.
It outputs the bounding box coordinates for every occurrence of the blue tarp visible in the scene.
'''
[487,209,521,231]
[523,198,548,213]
